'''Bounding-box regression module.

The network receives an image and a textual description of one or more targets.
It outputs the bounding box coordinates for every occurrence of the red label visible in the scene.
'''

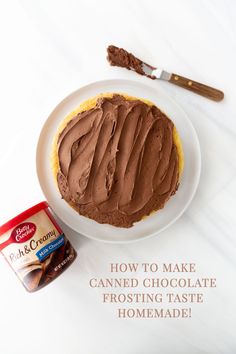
[11,222,36,243]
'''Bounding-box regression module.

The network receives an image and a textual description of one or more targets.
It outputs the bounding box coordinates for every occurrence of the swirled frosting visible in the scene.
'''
[57,95,179,228]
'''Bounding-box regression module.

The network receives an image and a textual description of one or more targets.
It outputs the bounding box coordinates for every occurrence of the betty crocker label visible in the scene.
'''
[0,203,76,292]
[11,222,36,243]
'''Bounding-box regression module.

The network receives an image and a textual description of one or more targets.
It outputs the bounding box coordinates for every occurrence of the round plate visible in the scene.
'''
[36,79,201,243]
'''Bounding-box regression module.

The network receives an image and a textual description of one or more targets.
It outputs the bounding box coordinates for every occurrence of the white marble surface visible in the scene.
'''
[0,0,236,353]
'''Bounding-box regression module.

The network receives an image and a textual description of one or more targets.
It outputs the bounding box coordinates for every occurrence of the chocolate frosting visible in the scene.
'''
[22,239,76,291]
[57,95,179,228]
[107,45,156,79]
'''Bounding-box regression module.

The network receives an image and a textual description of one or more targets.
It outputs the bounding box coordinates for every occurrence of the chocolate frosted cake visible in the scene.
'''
[52,94,184,228]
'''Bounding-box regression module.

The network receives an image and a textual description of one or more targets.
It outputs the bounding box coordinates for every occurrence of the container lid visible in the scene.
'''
[0,201,48,236]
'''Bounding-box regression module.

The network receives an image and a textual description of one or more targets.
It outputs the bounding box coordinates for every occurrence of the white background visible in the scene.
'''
[0,1,236,353]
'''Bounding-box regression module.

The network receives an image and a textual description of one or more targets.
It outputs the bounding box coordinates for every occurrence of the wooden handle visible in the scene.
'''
[169,73,224,101]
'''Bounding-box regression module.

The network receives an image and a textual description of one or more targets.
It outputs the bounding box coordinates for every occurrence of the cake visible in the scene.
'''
[51,93,184,228]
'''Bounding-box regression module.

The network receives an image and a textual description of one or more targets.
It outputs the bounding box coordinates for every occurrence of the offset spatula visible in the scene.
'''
[107,45,224,102]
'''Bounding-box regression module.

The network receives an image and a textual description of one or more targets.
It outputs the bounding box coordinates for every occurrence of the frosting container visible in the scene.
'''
[0,201,76,292]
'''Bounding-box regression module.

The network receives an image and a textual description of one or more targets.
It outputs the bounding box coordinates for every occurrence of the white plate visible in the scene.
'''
[36,79,201,243]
